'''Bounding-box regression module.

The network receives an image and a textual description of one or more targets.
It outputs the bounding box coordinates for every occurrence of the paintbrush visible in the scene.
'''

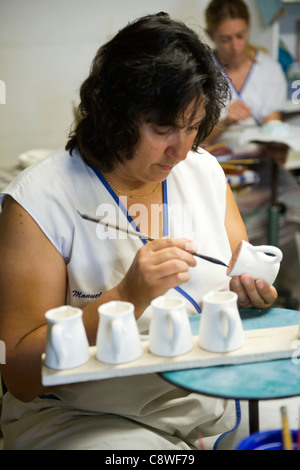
[78,212,228,267]
[220,158,260,165]
[204,141,228,152]
[281,406,293,450]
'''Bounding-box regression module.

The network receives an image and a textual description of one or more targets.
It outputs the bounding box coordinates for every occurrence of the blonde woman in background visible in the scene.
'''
[205,0,288,162]
[204,0,300,307]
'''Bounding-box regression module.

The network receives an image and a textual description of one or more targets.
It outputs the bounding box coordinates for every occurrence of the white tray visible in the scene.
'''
[42,325,298,386]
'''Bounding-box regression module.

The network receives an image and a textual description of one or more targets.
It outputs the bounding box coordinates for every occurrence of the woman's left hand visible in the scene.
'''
[229,274,277,309]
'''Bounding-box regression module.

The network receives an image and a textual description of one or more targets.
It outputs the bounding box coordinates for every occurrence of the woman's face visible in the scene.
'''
[210,18,249,66]
[115,101,206,184]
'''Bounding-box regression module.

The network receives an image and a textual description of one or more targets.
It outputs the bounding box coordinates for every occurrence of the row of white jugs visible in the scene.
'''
[44,291,244,370]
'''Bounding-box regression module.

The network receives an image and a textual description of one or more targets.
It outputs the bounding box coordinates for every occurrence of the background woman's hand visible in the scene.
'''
[225,100,253,126]
[229,274,277,309]
[117,238,197,317]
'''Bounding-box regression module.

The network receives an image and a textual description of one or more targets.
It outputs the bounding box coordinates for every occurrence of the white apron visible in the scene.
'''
[0,148,243,450]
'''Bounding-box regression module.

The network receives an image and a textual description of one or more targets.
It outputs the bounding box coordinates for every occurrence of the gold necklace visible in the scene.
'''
[106,180,161,199]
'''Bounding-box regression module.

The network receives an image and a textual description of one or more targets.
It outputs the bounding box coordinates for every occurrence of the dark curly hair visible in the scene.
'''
[66,12,230,172]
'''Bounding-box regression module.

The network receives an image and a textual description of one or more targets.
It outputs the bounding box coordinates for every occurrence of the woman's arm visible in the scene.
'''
[0,197,69,400]
[261,111,281,124]
[206,100,253,144]
[206,104,282,146]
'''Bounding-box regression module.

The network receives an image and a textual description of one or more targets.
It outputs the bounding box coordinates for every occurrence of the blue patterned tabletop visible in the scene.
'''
[162,307,300,400]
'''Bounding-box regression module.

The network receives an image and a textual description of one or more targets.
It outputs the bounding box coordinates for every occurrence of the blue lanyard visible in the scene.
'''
[93,168,201,313]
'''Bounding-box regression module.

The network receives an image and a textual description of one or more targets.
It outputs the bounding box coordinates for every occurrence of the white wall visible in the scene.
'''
[0,0,271,166]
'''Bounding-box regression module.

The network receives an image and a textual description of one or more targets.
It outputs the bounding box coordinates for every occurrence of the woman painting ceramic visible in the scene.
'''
[0,12,277,450]
[205,0,288,164]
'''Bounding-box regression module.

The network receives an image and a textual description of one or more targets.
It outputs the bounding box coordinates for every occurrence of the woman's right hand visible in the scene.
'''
[225,100,252,126]
[117,237,197,317]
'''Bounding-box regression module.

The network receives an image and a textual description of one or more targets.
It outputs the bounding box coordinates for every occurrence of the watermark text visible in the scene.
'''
[95,197,202,243]
[0,79,6,104]
[291,80,300,105]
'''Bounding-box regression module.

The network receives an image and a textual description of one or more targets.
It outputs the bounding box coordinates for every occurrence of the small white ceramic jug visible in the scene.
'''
[198,291,244,353]
[149,296,194,357]
[45,305,90,370]
[227,240,283,285]
[96,301,143,364]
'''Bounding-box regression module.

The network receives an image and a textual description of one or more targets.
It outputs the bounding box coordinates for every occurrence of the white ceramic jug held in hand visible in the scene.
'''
[227,240,283,285]
[96,301,143,364]
[198,291,244,353]
[45,305,90,370]
[149,296,194,357]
